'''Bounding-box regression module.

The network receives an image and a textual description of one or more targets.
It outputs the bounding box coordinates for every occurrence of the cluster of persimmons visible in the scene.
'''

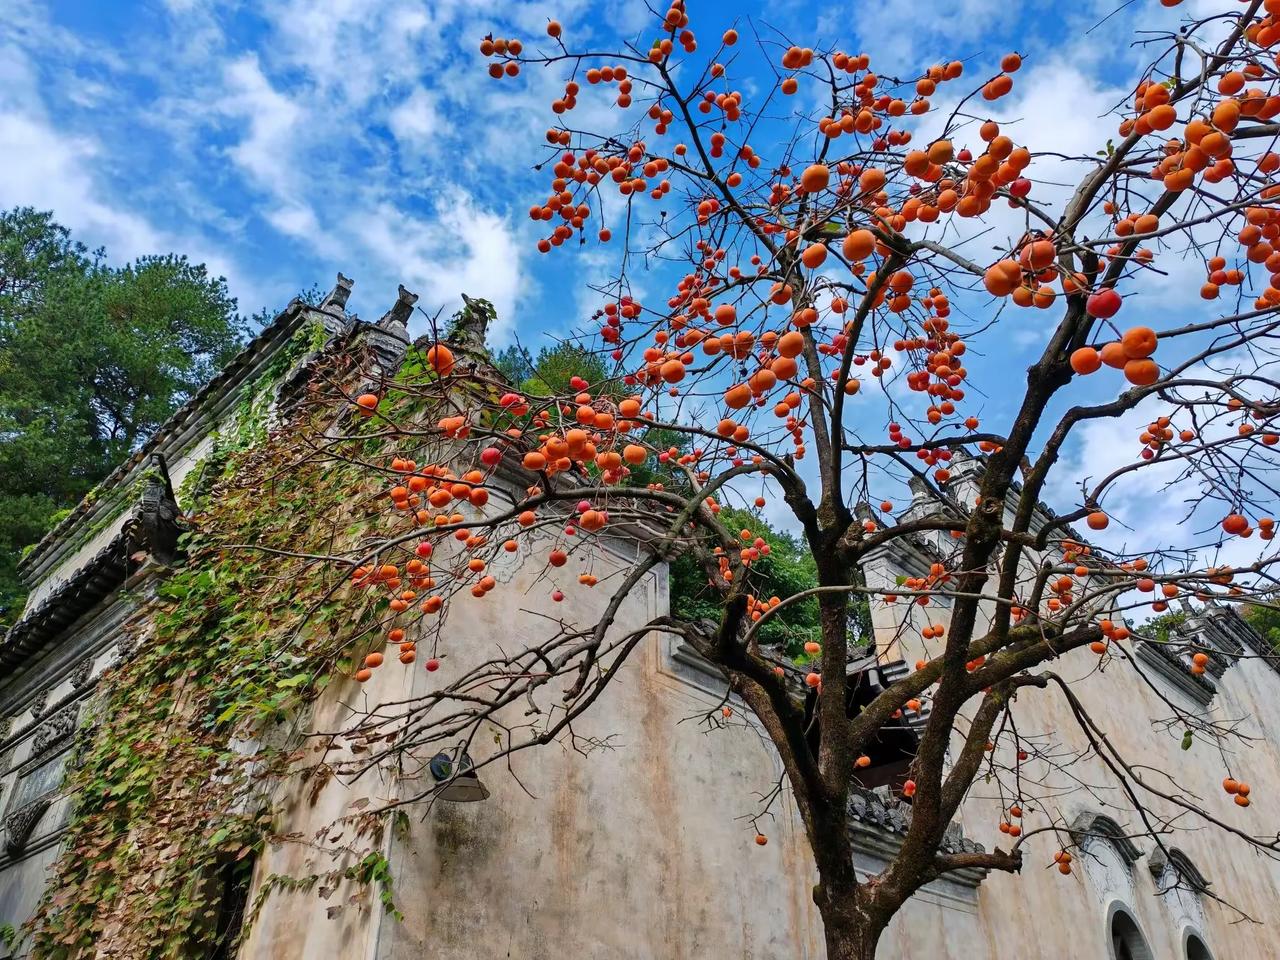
[336,0,1277,852]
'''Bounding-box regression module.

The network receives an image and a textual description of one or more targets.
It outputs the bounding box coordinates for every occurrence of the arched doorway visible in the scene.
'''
[1108,904,1154,960]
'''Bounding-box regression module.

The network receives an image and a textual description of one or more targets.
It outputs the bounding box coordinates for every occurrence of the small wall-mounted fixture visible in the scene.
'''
[429,751,489,802]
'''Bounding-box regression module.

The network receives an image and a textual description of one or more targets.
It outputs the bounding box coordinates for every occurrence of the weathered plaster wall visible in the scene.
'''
[7,501,1279,960]
[863,528,1280,960]
[229,511,1280,960]
[378,552,827,960]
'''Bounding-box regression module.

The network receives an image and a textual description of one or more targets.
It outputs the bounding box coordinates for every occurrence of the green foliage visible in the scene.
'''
[669,506,821,658]
[494,342,614,398]
[0,207,249,622]
[25,350,399,960]
[1241,601,1280,650]
[1144,610,1188,643]
[225,319,328,456]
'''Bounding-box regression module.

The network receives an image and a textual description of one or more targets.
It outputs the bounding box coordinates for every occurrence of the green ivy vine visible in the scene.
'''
[24,336,413,960]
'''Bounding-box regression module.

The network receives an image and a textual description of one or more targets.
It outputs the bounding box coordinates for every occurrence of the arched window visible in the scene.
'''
[1108,905,1154,960]
[1185,932,1213,960]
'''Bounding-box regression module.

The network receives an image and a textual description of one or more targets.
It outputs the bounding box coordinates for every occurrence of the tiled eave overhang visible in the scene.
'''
[0,522,138,681]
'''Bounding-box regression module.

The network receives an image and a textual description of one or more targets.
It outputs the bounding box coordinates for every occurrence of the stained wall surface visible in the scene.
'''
[4,306,1280,960]
[236,511,1280,960]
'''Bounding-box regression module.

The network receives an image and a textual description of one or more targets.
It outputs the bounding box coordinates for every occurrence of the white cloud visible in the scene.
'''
[265,203,321,240]
[351,198,523,343]
[388,87,443,149]
[0,111,163,256]
[1043,350,1280,582]
[0,65,272,316]
[221,55,304,201]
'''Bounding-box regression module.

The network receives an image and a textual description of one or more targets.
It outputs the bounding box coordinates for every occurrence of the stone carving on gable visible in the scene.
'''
[1081,831,1135,899]
[30,702,80,762]
[28,687,50,721]
[0,704,84,858]
[1150,847,1209,936]
[1071,811,1141,900]
[67,722,97,774]
[70,656,95,690]
[113,630,140,664]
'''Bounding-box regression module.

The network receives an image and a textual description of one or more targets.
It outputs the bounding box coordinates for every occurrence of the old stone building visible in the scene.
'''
[1,276,1278,959]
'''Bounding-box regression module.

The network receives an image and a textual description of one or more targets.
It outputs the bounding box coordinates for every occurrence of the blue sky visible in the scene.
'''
[3,0,1264,561]
[2,0,1158,332]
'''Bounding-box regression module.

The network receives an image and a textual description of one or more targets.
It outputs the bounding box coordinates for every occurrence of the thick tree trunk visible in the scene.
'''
[820,907,883,960]
[815,881,886,960]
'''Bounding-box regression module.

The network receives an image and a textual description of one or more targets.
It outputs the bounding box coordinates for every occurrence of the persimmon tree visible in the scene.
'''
[306,2,1280,957]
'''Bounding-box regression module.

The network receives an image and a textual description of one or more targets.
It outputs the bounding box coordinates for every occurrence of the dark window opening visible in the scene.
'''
[1186,933,1213,960]
[1109,909,1153,960]
[206,854,255,960]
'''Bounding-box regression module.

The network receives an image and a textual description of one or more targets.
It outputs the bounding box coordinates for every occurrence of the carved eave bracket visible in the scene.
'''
[126,453,186,568]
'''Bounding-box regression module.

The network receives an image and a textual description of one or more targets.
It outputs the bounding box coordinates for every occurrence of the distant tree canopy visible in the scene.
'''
[0,207,249,621]
[669,506,823,659]
[1144,610,1189,644]
[1145,604,1280,652]
[494,341,613,397]
[1242,601,1280,651]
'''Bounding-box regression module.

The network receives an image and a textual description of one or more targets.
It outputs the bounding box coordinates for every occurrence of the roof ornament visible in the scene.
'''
[446,294,495,358]
[377,284,417,341]
[908,474,933,506]
[320,272,354,314]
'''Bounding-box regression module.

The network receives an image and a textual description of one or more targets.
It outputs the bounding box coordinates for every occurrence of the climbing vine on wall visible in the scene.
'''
[24,336,418,960]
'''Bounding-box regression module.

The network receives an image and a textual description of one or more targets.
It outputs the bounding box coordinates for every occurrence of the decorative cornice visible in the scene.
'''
[3,795,52,858]
[848,786,988,888]
[1149,846,1210,893]
[1,525,138,681]
[1135,641,1215,706]
[1070,810,1143,864]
